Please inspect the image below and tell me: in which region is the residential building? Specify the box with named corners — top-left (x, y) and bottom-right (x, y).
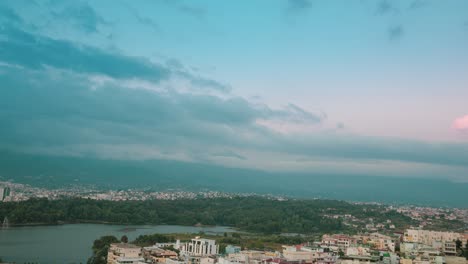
top-left (345, 247), bottom-right (371, 257)
top-left (282, 245), bottom-right (315, 262)
top-left (443, 241), bottom-right (457, 256)
top-left (108, 243), bottom-right (144, 264)
top-left (322, 235), bottom-right (356, 250)
top-left (403, 230), bottom-right (464, 247)
top-left (143, 247), bottom-right (178, 263)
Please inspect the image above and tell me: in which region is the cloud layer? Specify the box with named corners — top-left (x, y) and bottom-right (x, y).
top-left (1, 1), bottom-right (468, 183)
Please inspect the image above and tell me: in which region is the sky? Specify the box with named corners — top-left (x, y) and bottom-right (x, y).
top-left (1, 0), bottom-right (468, 183)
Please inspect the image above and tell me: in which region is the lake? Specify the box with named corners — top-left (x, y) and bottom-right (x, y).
top-left (0, 224), bottom-right (233, 263)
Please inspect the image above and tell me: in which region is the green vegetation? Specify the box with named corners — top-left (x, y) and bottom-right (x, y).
top-left (133, 233), bottom-right (174, 246)
top-left (422, 217), bottom-right (466, 232)
top-left (0, 197), bottom-right (416, 234)
top-left (87, 235), bottom-right (119, 264)
top-left (464, 240), bottom-right (468, 260)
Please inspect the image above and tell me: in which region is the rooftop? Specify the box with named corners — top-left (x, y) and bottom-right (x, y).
top-left (111, 243), bottom-right (141, 249)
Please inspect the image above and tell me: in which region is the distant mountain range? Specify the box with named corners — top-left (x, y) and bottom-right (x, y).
top-left (1, 150), bottom-right (467, 208)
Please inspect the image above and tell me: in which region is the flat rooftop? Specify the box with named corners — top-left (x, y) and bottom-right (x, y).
top-left (111, 243), bottom-right (141, 249)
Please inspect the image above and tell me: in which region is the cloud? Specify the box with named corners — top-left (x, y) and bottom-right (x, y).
top-left (158, 1), bottom-right (206, 19)
top-left (2, 64), bottom-right (468, 184)
top-left (0, 63), bottom-right (321, 146)
top-left (1, 63), bottom-right (468, 175)
top-left (388, 25), bottom-right (404, 41)
top-left (375, 0), bottom-right (398, 15)
top-left (287, 0), bottom-right (313, 13)
top-left (269, 103), bottom-right (325, 124)
top-left (0, 25), bottom-right (168, 81)
top-left (176, 70), bottom-right (231, 93)
top-left (453, 115), bottom-right (468, 132)
top-left (269, 135), bottom-right (468, 168)
top-left (211, 150), bottom-right (247, 160)
top-left (120, 1), bottom-right (160, 33)
top-left (133, 15), bottom-right (159, 32)
top-left (0, 5), bottom-right (23, 24)
top-left (408, 0), bottom-right (428, 10)
top-left (0, 25), bottom-right (228, 92)
top-left (178, 5), bottom-right (206, 20)
top-left (50, 2), bottom-right (107, 33)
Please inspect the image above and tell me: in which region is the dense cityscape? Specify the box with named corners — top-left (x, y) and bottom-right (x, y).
top-left (1, 184), bottom-right (467, 264)
top-left (1, 181), bottom-right (468, 263)
top-left (92, 229), bottom-right (468, 264)
top-left (0, 181), bottom-right (276, 202)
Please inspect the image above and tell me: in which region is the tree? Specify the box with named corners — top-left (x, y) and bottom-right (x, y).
top-left (338, 249), bottom-right (345, 257)
top-left (87, 235), bottom-right (119, 264)
top-left (465, 240), bottom-right (468, 260)
top-left (133, 234), bottom-right (174, 247)
top-left (456, 239), bottom-right (462, 251)
top-left (121, 235), bottom-right (128, 243)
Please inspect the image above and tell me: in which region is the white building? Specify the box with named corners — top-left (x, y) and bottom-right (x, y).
top-left (180, 237), bottom-right (219, 256)
top-left (153, 240), bottom-right (181, 249)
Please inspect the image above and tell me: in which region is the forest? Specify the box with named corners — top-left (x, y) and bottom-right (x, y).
top-left (0, 197), bottom-right (419, 234)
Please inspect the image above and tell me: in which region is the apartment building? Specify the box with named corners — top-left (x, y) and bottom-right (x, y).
top-left (322, 235), bottom-right (356, 250)
top-left (107, 243), bottom-right (144, 264)
top-left (404, 230), bottom-right (464, 246)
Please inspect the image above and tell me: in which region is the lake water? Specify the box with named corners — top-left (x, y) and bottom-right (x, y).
top-left (0, 224), bottom-right (233, 264)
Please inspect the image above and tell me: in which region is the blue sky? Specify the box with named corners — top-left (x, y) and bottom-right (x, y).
top-left (1, 0), bottom-right (468, 182)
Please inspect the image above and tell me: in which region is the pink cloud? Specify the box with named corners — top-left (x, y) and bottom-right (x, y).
top-left (453, 115), bottom-right (468, 131)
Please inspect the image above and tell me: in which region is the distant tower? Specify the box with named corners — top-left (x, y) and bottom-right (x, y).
top-left (0, 187), bottom-right (11, 201)
top-left (2, 216), bottom-right (9, 229)
top-left (4, 187), bottom-right (10, 198)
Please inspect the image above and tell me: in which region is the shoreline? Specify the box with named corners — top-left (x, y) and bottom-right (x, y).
top-left (3, 221), bottom-right (236, 230)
